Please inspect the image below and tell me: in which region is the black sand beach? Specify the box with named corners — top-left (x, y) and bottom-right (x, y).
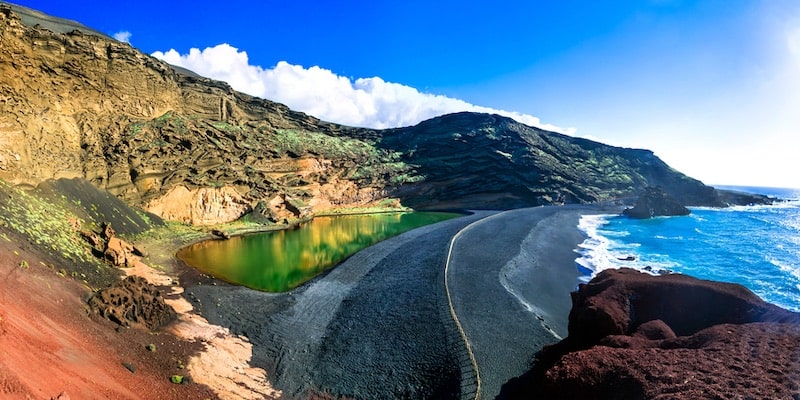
top-left (182, 205), bottom-right (610, 399)
top-left (448, 205), bottom-right (602, 399)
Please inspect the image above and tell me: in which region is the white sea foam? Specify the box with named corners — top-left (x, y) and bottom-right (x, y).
top-left (579, 199), bottom-right (800, 311)
top-left (575, 214), bottom-right (676, 282)
top-left (694, 200), bottom-right (800, 214)
top-left (768, 256), bottom-right (800, 278)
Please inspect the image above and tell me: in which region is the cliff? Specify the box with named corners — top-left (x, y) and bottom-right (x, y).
top-left (0, 3), bottom-right (395, 225)
top-left (1, 3), bottom-right (728, 226)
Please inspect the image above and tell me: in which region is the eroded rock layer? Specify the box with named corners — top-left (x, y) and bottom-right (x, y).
top-left (1, 4), bottom-right (742, 224)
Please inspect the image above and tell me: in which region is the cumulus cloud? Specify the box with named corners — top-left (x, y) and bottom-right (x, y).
top-left (113, 31), bottom-right (132, 44)
top-left (152, 44), bottom-right (570, 132)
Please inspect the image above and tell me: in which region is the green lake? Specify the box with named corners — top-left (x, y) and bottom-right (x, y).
top-left (177, 212), bottom-right (460, 292)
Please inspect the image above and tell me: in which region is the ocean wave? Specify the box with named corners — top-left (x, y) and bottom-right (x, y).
top-left (578, 206), bottom-right (800, 312)
top-left (654, 235), bottom-right (684, 240)
top-left (575, 214), bottom-right (675, 282)
top-left (778, 215), bottom-right (800, 234)
top-left (692, 200), bottom-right (800, 213)
top-left (768, 256), bottom-right (800, 277)
top-left (576, 214), bottom-right (612, 235)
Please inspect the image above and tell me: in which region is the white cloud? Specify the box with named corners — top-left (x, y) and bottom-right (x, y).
top-left (113, 31), bottom-right (132, 43)
top-left (151, 44), bottom-right (571, 132)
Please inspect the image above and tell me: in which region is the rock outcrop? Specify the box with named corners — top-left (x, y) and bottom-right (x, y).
top-left (623, 186), bottom-right (691, 218)
top-left (145, 185), bottom-right (252, 226)
top-left (1, 4), bottom-right (742, 222)
top-left (79, 222), bottom-right (141, 268)
top-left (501, 269), bottom-right (800, 399)
top-left (87, 275), bottom-right (177, 330)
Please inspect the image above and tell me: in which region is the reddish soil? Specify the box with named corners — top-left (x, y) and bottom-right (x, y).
top-left (0, 228), bottom-right (218, 400)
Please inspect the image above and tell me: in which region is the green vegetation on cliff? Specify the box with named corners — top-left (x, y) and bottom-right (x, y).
top-left (379, 112), bottom-right (721, 209)
top-left (0, 3), bottom-right (725, 229)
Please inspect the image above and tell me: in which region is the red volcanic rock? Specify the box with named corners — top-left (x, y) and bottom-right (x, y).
top-left (501, 269), bottom-right (800, 399)
top-left (566, 268), bottom-right (798, 346)
top-left (88, 275), bottom-right (176, 330)
top-left (542, 322), bottom-right (800, 399)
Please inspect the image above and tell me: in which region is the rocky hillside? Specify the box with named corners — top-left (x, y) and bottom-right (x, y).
top-left (380, 112), bottom-right (720, 209)
top-left (1, 3), bottom-right (725, 226)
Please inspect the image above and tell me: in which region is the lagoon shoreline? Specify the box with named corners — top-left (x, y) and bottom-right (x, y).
top-left (176, 204), bottom-right (621, 398)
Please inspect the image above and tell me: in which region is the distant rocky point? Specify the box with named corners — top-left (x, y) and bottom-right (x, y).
top-left (716, 188), bottom-right (776, 206)
top-left (623, 186), bottom-right (691, 218)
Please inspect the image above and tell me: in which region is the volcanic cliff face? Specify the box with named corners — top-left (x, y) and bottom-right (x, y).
top-left (0, 3), bottom-right (724, 225)
top-left (0, 4), bottom-right (399, 224)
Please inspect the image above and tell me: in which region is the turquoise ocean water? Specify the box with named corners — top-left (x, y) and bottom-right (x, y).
top-left (576, 186), bottom-right (800, 312)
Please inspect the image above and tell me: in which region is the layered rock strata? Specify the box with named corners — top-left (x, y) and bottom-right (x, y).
top-left (0, 4), bottom-right (746, 225)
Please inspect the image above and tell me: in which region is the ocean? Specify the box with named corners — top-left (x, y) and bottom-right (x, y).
top-left (576, 186), bottom-right (800, 312)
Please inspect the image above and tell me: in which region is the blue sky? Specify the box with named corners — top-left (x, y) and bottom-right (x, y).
top-left (10, 0), bottom-right (800, 188)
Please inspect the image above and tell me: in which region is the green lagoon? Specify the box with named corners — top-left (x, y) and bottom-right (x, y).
top-left (177, 212), bottom-right (460, 292)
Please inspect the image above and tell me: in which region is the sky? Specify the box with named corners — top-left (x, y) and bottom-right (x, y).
top-left (10, 0), bottom-right (800, 188)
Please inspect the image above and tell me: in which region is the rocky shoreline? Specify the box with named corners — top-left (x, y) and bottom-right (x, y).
top-left (178, 205), bottom-right (624, 399)
top-left (501, 269), bottom-right (800, 399)
top-left (61, 201), bottom-right (800, 400)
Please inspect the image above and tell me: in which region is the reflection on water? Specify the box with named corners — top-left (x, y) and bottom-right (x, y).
top-left (178, 212), bottom-right (460, 292)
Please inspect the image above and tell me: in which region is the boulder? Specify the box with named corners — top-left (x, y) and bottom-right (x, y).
top-left (87, 275), bottom-right (176, 330)
top-left (104, 236), bottom-right (139, 268)
top-left (210, 229), bottom-right (230, 240)
top-left (500, 269), bottom-right (800, 399)
top-left (623, 186), bottom-right (690, 219)
top-left (79, 229), bottom-right (104, 250)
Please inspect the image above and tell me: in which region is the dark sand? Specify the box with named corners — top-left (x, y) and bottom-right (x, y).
top-left (448, 205), bottom-right (603, 399)
top-left (183, 205), bottom-right (609, 399)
